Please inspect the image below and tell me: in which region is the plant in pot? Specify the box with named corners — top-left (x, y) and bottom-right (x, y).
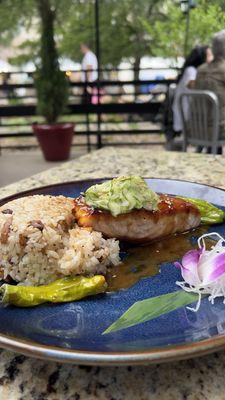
top-left (32, 0), bottom-right (74, 161)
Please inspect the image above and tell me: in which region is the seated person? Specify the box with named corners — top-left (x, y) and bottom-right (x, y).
top-left (196, 30), bottom-right (225, 137)
top-left (172, 45), bottom-right (213, 137)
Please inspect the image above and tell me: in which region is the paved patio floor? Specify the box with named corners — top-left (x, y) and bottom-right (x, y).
top-left (0, 130), bottom-right (167, 189)
top-left (0, 147), bottom-right (87, 188)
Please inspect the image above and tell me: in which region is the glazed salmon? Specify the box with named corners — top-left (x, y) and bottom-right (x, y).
top-left (73, 195), bottom-right (201, 243)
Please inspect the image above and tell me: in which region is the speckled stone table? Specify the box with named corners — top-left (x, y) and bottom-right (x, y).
top-left (1, 147), bottom-right (225, 400)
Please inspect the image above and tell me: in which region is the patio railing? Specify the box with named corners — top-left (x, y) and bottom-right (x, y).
top-left (0, 67), bottom-right (177, 150)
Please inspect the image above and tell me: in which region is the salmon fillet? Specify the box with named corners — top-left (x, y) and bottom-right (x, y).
top-left (73, 195), bottom-right (201, 243)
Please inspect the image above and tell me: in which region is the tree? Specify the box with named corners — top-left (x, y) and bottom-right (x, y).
top-left (35, 0), bottom-right (68, 123)
top-left (0, 0), bottom-right (34, 44)
top-left (0, 0), bottom-right (69, 122)
top-left (141, 0), bottom-right (225, 59)
top-left (58, 0), bottom-right (165, 80)
top-left (1, 0), bottom-right (225, 73)
top-left (0, 0), bottom-right (75, 66)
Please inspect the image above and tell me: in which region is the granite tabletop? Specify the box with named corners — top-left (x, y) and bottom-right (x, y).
top-left (1, 147), bottom-right (225, 400)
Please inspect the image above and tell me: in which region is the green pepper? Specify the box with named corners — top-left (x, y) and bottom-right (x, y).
top-left (0, 275), bottom-right (107, 307)
top-left (178, 196), bottom-right (225, 225)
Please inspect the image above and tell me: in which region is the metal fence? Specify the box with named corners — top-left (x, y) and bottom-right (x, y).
top-left (0, 67), bottom-right (177, 150)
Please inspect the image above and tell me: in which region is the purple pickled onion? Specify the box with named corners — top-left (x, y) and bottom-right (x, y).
top-left (179, 249), bottom-right (202, 286)
top-left (198, 251), bottom-right (225, 285)
top-left (175, 233), bottom-right (225, 311)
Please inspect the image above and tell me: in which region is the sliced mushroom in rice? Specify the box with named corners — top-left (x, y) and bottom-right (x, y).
top-left (1, 209), bottom-right (13, 215)
top-left (28, 220), bottom-right (45, 231)
top-left (0, 216), bottom-right (13, 244)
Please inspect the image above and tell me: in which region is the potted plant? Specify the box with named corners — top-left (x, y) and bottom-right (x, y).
top-left (32, 0), bottom-right (74, 161)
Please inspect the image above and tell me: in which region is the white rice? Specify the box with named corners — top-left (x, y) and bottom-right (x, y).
top-left (0, 195), bottom-right (120, 285)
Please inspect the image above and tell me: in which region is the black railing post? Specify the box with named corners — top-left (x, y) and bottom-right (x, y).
top-left (180, 0), bottom-right (197, 56)
top-left (184, 5), bottom-right (190, 57)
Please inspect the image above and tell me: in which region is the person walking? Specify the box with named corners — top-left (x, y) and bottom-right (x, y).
top-left (80, 43), bottom-right (98, 104)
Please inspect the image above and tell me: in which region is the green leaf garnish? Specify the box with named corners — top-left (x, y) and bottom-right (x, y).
top-left (103, 291), bottom-right (198, 335)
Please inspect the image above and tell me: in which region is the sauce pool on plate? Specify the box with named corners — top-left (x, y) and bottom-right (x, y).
top-left (106, 227), bottom-right (211, 292)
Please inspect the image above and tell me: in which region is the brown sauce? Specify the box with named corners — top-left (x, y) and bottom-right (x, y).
top-left (106, 227), bottom-right (210, 292)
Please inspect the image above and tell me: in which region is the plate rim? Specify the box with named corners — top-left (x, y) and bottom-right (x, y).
top-left (1, 177), bottom-right (225, 365)
top-left (0, 176), bottom-right (224, 205)
top-left (1, 331), bottom-right (225, 366)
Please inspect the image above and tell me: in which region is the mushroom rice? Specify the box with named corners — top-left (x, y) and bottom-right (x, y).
top-left (0, 195), bottom-right (120, 286)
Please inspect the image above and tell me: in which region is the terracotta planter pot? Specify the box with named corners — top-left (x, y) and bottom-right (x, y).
top-left (32, 123), bottom-right (74, 161)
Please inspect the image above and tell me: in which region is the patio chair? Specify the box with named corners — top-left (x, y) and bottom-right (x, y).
top-left (162, 84), bottom-right (184, 151)
top-left (179, 90), bottom-right (225, 154)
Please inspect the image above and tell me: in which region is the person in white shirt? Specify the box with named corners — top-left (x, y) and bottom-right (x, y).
top-left (80, 43), bottom-right (98, 103)
top-left (172, 45), bottom-right (213, 134)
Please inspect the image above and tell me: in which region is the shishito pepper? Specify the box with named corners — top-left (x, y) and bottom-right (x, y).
top-left (0, 275), bottom-right (107, 307)
top-left (178, 197), bottom-right (225, 225)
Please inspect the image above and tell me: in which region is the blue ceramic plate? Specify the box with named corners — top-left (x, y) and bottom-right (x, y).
top-left (1, 178), bottom-right (225, 366)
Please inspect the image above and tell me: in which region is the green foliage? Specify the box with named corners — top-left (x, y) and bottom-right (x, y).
top-left (142, 0), bottom-right (225, 58)
top-left (35, 68), bottom-right (68, 124)
top-left (0, 0), bottom-right (69, 123)
top-left (58, 0), bottom-right (165, 70)
top-left (0, 0), bottom-right (34, 44)
top-left (1, 0), bottom-right (225, 76)
top-left (55, 0), bottom-right (225, 67)
top-left (9, 40), bottom-right (39, 67)
top-left (35, 0), bottom-right (68, 123)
